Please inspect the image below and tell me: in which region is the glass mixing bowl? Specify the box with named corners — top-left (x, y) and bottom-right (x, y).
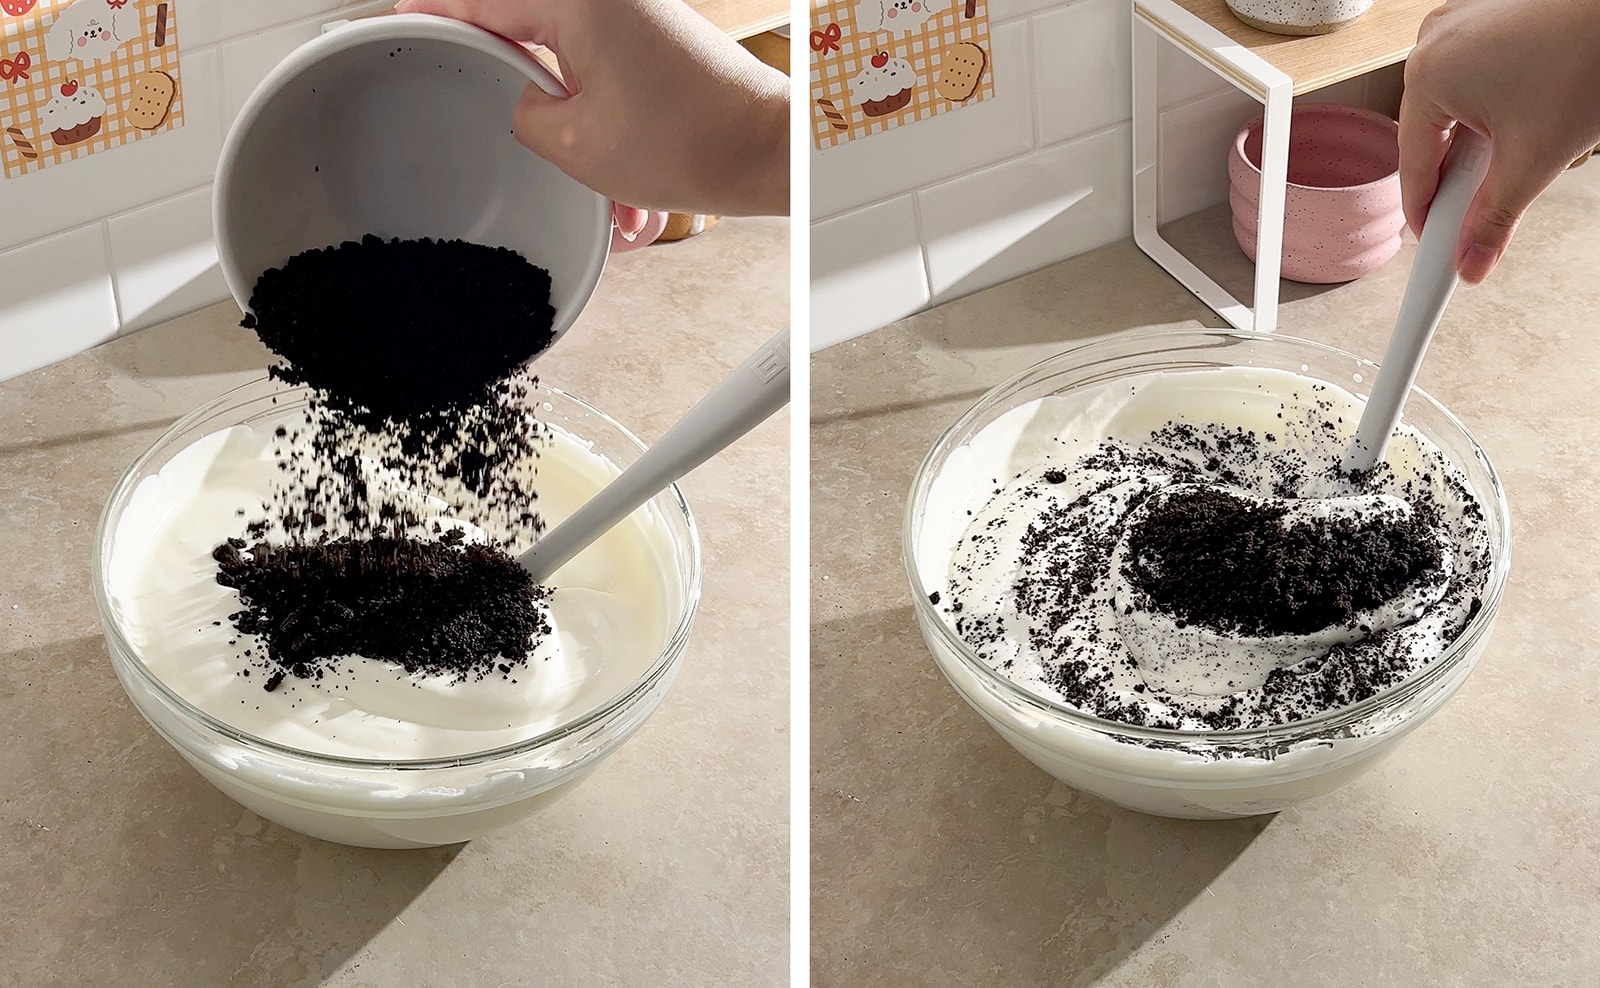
top-left (94, 378), bottom-right (700, 848)
top-left (904, 329), bottom-right (1511, 819)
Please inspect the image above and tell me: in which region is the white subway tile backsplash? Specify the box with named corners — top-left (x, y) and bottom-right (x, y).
top-left (988, 0), bottom-right (1070, 21)
top-left (0, 0), bottom-right (408, 368)
top-left (107, 186), bottom-right (229, 333)
top-left (811, 19), bottom-right (1034, 220)
top-left (0, 48), bottom-right (223, 254)
top-left (918, 122), bottom-right (1130, 302)
top-left (1033, 0), bottom-right (1131, 146)
top-left (220, 19), bottom-right (325, 125)
top-left (183, 0), bottom-right (352, 50)
top-left (220, 0), bottom-right (396, 124)
top-left (811, 196), bottom-right (929, 350)
top-left (0, 225), bottom-right (118, 381)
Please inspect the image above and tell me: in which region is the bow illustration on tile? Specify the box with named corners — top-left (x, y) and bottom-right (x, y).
top-left (0, 50), bottom-right (30, 83)
top-left (810, 22), bottom-right (842, 54)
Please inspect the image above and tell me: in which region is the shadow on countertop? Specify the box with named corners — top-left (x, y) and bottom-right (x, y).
top-left (95, 297), bottom-right (273, 380)
top-left (810, 607), bottom-right (1271, 986)
top-left (0, 635), bottom-right (457, 988)
top-left (901, 240), bottom-right (1230, 354)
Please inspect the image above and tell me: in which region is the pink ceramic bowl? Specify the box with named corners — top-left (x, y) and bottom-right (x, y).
top-left (1229, 103), bottom-right (1404, 284)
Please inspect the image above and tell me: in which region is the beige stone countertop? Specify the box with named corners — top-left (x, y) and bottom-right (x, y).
top-left (0, 218), bottom-right (789, 987)
top-left (811, 167), bottom-right (1600, 984)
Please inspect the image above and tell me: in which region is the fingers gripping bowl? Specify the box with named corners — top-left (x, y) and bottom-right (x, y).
top-left (95, 380), bottom-right (701, 848)
top-left (905, 330), bottom-right (1510, 819)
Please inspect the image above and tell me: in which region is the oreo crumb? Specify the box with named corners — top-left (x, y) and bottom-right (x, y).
top-left (1123, 486), bottom-right (1443, 637)
top-left (214, 235), bottom-right (564, 692)
top-left (245, 234), bottom-right (555, 425)
top-left (215, 537), bottom-right (551, 687)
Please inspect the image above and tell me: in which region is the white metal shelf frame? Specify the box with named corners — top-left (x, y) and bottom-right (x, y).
top-left (1132, 0), bottom-right (1293, 333)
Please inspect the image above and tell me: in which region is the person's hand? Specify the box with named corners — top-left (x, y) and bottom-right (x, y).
top-left (393, 0), bottom-right (789, 218)
top-left (1399, 0), bottom-right (1600, 283)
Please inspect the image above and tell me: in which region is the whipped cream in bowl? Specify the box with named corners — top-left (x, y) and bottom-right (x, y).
top-left (905, 329), bottom-right (1510, 819)
top-left (94, 378), bottom-right (700, 848)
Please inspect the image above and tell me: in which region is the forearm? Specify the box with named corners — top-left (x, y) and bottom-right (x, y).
top-left (702, 67), bottom-right (789, 217)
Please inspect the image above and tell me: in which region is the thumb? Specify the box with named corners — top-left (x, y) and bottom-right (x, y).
top-left (510, 82), bottom-right (582, 169)
top-left (1455, 146), bottom-right (1552, 284)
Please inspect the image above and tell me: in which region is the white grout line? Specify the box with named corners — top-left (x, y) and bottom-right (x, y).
top-left (98, 219), bottom-right (126, 332)
top-left (816, 113), bottom-right (1134, 225)
top-left (908, 188), bottom-right (936, 303)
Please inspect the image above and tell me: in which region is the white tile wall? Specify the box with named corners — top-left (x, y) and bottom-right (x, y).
top-left (919, 122), bottom-right (1130, 302)
top-left (0, 226), bottom-right (118, 379)
top-left (0, 48), bottom-right (223, 253)
top-left (812, 0), bottom-right (1134, 345)
top-left (0, 0), bottom-right (393, 381)
top-left (1032, 0), bottom-right (1130, 146)
top-left (811, 1), bottom-right (1412, 348)
top-left (811, 19), bottom-right (1035, 221)
top-left (106, 185), bottom-right (226, 333)
top-left (811, 196), bottom-right (928, 351)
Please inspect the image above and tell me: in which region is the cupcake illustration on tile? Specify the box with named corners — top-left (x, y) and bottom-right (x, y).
top-left (41, 80), bottom-right (104, 146)
top-left (851, 51), bottom-right (916, 118)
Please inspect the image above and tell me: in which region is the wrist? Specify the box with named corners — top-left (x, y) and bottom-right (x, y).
top-left (696, 64), bottom-right (790, 217)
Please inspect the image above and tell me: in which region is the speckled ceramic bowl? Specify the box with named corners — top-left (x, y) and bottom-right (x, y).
top-left (1225, 0), bottom-right (1373, 35)
top-left (1230, 103), bottom-right (1405, 284)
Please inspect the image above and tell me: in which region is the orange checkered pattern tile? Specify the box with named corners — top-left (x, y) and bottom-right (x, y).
top-left (810, 0), bottom-right (995, 150)
top-left (1, 0), bottom-right (184, 179)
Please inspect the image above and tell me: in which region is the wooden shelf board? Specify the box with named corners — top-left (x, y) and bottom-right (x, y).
top-left (1171, 0), bottom-right (1441, 94)
top-left (690, 0), bottom-right (789, 40)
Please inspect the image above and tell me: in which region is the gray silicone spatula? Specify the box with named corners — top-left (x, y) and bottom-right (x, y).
top-left (1343, 129), bottom-right (1493, 475)
top-left (519, 328), bottom-right (791, 583)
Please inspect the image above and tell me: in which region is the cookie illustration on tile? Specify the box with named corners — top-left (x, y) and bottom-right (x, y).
top-left (45, 0), bottom-right (140, 65)
top-left (850, 50), bottom-right (916, 117)
top-left (126, 69), bottom-right (176, 129)
top-left (855, 0), bottom-right (943, 36)
top-left (935, 42), bottom-right (986, 102)
top-left (41, 79), bottom-right (103, 146)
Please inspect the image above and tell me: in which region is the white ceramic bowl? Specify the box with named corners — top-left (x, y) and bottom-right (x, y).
top-left (905, 329), bottom-right (1511, 819)
top-left (95, 379), bottom-right (701, 848)
top-left (214, 13), bottom-right (611, 349)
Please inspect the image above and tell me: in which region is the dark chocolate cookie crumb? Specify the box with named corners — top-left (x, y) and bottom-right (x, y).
top-left (215, 536), bottom-right (551, 688)
top-left (210, 235), bottom-right (563, 692)
top-left (244, 234), bottom-right (556, 423)
top-left (1122, 486), bottom-right (1444, 637)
